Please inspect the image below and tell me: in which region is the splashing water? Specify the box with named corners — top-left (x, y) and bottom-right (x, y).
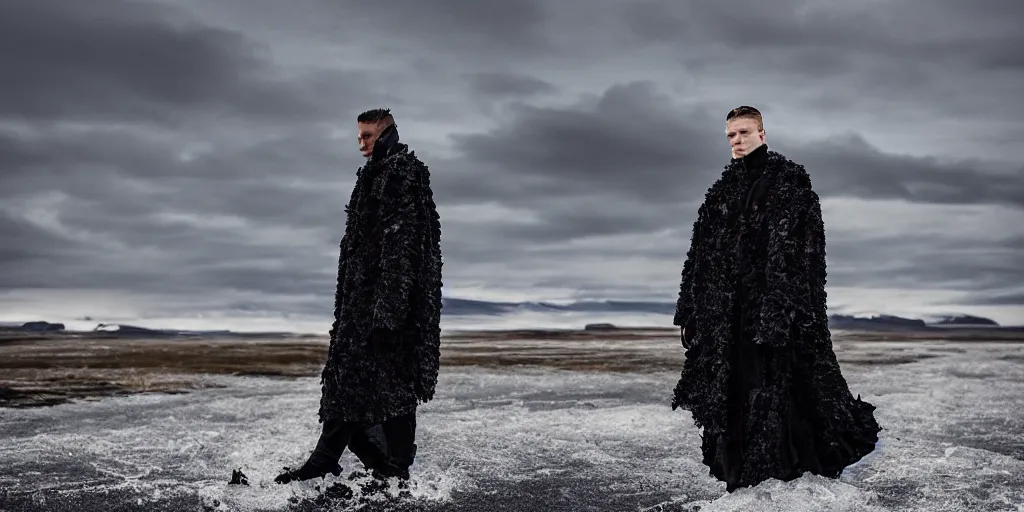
top-left (2, 340), bottom-right (1023, 511)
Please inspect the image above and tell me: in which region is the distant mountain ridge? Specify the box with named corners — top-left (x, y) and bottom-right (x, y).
top-left (442, 299), bottom-right (1005, 328)
top-left (0, 321), bottom-right (302, 338)
top-left (934, 315), bottom-right (999, 326)
top-left (0, 299), bottom-right (1006, 334)
top-left (827, 314), bottom-right (928, 331)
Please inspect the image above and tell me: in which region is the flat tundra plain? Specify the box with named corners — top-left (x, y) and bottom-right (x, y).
top-left (1, 327), bottom-right (1023, 512)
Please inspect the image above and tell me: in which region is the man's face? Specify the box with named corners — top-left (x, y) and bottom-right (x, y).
top-left (725, 117), bottom-right (765, 158)
top-left (357, 121), bottom-right (384, 157)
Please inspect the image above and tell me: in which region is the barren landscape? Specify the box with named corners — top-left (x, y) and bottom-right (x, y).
top-left (2, 328), bottom-right (1024, 511)
top-left (3, 327), bottom-right (1020, 409)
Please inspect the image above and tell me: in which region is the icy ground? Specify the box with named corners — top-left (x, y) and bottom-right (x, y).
top-left (2, 341), bottom-right (1024, 511)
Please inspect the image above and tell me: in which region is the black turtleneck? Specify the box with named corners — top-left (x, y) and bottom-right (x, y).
top-left (371, 124), bottom-right (404, 161)
top-left (733, 143), bottom-right (769, 177)
top-left (732, 143), bottom-right (771, 213)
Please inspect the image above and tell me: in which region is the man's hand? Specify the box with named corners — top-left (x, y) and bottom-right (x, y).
top-left (681, 319), bottom-right (696, 349)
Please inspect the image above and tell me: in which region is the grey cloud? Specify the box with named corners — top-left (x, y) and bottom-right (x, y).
top-left (438, 82), bottom-right (1023, 213)
top-left (0, 124), bottom-right (357, 219)
top-left (961, 292), bottom-right (1024, 307)
top-left (824, 234), bottom-right (1024, 292)
top-left (187, 264), bottom-right (334, 298)
top-left (446, 82), bottom-right (724, 203)
top-left (772, 136), bottom-right (1024, 209)
top-left (0, 134), bottom-right (345, 297)
top-left (326, 0), bottom-right (549, 54)
top-left (489, 198), bottom-right (688, 244)
top-left (616, 0), bottom-right (1024, 127)
top-left (1, 0), bottom-right (1021, 325)
top-left (468, 73), bottom-right (558, 98)
top-left (0, 211), bottom-right (83, 269)
top-left (0, 202), bottom-right (336, 300)
top-left (622, 0), bottom-right (1024, 71)
top-left (422, 76), bottom-right (1022, 311)
top-left (0, 0), bottom-right (325, 125)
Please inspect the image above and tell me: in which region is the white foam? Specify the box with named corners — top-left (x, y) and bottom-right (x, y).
top-left (686, 474), bottom-right (886, 512)
top-left (1, 342), bottom-right (1023, 511)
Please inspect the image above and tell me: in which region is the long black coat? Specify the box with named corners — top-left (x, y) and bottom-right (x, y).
top-left (671, 144), bottom-right (880, 491)
top-left (318, 127), bottom-right (443, 425)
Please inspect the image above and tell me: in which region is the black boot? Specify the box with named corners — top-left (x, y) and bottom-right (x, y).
top-left (274, 450), bottom-right (342, 484)
top-left (371, 456), bottom-right (410, 481)
top-left (275, 419), bottom-right (357, 484)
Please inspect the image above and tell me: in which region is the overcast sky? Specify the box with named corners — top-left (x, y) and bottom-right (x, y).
top-left (1, 0), bottom-right (1022, 330)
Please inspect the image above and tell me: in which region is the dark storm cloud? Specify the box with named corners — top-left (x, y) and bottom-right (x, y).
top-left (0, 0), bottom-right (326, 124)
top-left (426, 75), bottom-right (1023, 315)
top-left (0, 0), bottom-right (1021, 325)
top-left (0, 0), bottom-right (365, 309)
top-left (0, 197), bottom-right (336, 302)
top-left (622, 0), bottom-right (1024, 71)
top-left (5, 187), bottom-right (341, 298)
top-left (438, 81), bottom-right (1023, 212)
top-left (0, 211), bottom-right (82, 268)
top-left (326, 0), bottom-right (549, 54)
top-left (824, 235), bottom-right (1024, 292)
top-left (500, 203), bottom-right (674, 243)
top-left (773, 137), bottom-right (1024, 209)
top-left (613, 0), bottom-right (1024, 130)
top-left (443, 82), bottom-right (723, 203)
top-left (467, 73), bottom-right (558, 98)
top-left (0, 122), bottom-right (358, 220)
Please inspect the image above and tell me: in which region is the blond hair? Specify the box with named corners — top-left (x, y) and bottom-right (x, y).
top-left (726, 105), bottom-right (763, 131)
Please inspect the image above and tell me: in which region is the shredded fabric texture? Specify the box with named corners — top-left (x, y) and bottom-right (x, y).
top-left (318, 127), bottom-right (443, 425)
top-left (672, 144), bottom-right (881, 491)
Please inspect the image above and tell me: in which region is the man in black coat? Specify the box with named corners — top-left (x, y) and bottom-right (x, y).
top-left (671, 106), bottom-right (880, 492)
top-left (276, 108), bottom-right (443, 484)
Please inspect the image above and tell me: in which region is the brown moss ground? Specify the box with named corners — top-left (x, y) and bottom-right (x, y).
top-left (1, 328), bottom-right (1021, 408)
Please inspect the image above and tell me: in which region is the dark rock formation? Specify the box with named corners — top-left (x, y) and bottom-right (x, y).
top-left (19, 321), bottom-right (64, 331)
top-left (934, 315), bottom-right (999, 326)
top-left (828, 314), bottom-right (928, 331)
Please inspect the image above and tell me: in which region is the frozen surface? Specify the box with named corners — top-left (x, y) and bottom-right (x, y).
top-left (2, 341), bottom-right (1024, 511)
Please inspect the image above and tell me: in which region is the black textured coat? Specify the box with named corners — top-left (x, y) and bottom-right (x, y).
top-left (318, 126), bottom-right (443, 425)
top-left (671, 144), bottom-right (880, 491)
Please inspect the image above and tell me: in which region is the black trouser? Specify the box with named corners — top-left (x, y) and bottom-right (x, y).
top-left (313, 410), bottom-right (417, 471)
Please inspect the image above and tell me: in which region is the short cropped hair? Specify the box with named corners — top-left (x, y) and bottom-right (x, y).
top-left (357, 108), bottom-right (396, 128)
top-left (726, 105), bottom-right (763, 131)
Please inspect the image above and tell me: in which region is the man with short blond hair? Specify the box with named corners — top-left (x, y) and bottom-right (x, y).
top-left (671, 105), bottom-right (880, 491)
top-left (724, 105), bottom-right (764, 158)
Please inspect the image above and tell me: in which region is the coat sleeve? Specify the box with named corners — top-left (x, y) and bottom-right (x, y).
top-left (328, 184), bottom-right (360, 344)
top-left (756, 187), bottom-right (825, 347)
top-left (674, 204), bottom-right (705, 327)
top-left (371, 169), bottom-right (423, 331)
top-left (327, 234), bottom-right (348, 343)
